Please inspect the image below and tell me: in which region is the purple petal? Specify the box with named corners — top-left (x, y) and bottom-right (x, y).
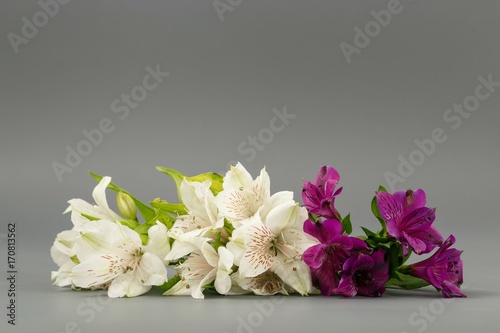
top-left (315, 165), bottom-right (340, 187)
top-left (399, 207), bottom-right (436, 231)
top-left (376, 191), bottom-right (404, 225)
top-left (303, 219), bottom-right (343, 244)
top-left (335, 276), bottom-right (357, 297)
top-left (302, 244), bottom-right (328, 269)
top-left (311, 265), bottom-right (339, 296)
top-left (404, 189), bottom-right (427, 212)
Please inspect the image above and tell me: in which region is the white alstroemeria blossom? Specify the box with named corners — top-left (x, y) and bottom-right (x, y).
top-left (215, 163), bottom-right (270, 226)
top-left (71, 220), bottom-right (168, 298)
top-left (50, 229), bottom-right (80, 287)
top-left (234, 270), bottom-right (289, 296)
top-left (227, 201), bottom-right (317, 295)
top-left (167, 179), bottom-right (225, 259)
top-left (164, 242), bottom-right (233, 299)
top-left (169, 179), bottom-right (224, 237)
top-left (64, 176), bottom-right (122, 226)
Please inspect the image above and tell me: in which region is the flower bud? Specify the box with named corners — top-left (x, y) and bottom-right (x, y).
top-left (116, 192), bottom-right (137, 220)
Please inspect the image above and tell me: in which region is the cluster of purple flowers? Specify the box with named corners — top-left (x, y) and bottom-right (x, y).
top-left (301, 165), bottom-right (465, 298)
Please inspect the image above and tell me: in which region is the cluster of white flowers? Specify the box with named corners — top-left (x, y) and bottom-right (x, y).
top-left (51, 163), bottom-right (318, 299)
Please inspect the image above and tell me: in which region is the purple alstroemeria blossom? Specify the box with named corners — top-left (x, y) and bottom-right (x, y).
top-left (375, 189), bottom-right (443, 256)
top-left (302, 165), bottom-right (343, 220)
top-left (302, 219), bottom-right (369, 296)
top-left (335, 249), bottom-right (390, 297)
top-left (407, 235), bottom-right (466, 298)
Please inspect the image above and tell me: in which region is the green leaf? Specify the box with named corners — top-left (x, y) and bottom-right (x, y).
top-left (386, 272), bottom-right (430, 290)
top-left (150, 199), bottom-right (187, 215)
top-left (378, 185), bottom-right (388, 192)
top-left (155, 167), bottom-right (186, 203)
top-left (371, 195), bottom-right (381, 219)
top-left (118, 219), bottom-right (139, 229)
top-left (341, 214), bottom-right (352, 235)
top-left (361, 227), bottom-right (376, 237)
top-left (157, 275), bottom-right (182, 292)
top-left (89, 171), bottom-right (155, 221)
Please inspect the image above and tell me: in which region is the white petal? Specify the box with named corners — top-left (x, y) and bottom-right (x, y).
top-left (71, 253), bottom-right (130, 288)
top-left (279, 228), bottom-right (319, 255)
top-left (144, 222), bottom-right (170, 262)
top-left (165, 234), bottom-right (209, 261)
top-left (217, 246), bottom-right (234, 272)
top-left (251, 166), bottom-right (271, 206)
top-left (180, 180), bottom-right (213, 223)
top-left (162, 279), bottom-right (194, 296)
top-left (273, 257), bottom-right (312, 296)
top-left (192, 269), bottom-right (216, 299)
top-left (51, 261), bottom-right (76, 287)
top-left (215, 188), bottom-right (259, 222)
top-left (239, 224), bottom-right (276, 278)
top-left (107, 271), bottom-right (151, 298)
top-left (200, 242), bottom-right (219, 268)
top-left (137, 252), bottom-right (167, 286)
top-left (75, 220), bottom-right (138, 261)
top-left (93, 176), bottom-right (113, 209)
top-left (214, 247), bottom-right (234, 295)
top-left (265, 201), bottom-right (307, 235)
top-left (223, 162), bottom-right (253, 191)
top-left (259, 191), bottom-right (294, 220)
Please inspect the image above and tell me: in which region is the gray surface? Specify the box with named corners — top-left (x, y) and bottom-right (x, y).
top-left (1, 0), bottom-right (499, 332)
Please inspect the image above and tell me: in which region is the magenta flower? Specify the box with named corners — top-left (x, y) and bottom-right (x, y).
top-left (302, 165), bottom-right (343, 220)
top-left (302, 219), bottom-right (369, 296)
top-left (407, 235), bottom-right (466, 298)
top-left (335, 250), bottom-right (390, 297)
top-left (376, 189), bottom-right (443, 255)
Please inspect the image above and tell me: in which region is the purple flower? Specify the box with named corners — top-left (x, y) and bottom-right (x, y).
top-left (302, 219), bottom-right (369, 296)
top-left (335, 250), bottom-right (390, 297)
top-left (302, 165), bottom-right (343, 220)
top-left (407, 235), bottom-right (466, 298)
top-left (376, 189), bottom-right (443, 255)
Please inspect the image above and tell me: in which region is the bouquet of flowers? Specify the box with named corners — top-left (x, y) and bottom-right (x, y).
top-left (51, 163), bottom-right (465, 299)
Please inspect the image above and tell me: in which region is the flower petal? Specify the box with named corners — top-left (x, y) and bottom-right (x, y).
top-left (107, 271), bottom-right (151, 298)
top-left (137, 252), bottom-right (167, 286)
top-left (303, 219), bottom-right (342, 244)
top-left (265, 201), bottom-right (307, 234)
top-left (273, 256), bottom-right (312, 296)
top-left (376, 191), bottom-right (404, 226)
top-left (144, 222), bottom-right (170, 263)
top-left (239, 224), bottom-right (276, 278)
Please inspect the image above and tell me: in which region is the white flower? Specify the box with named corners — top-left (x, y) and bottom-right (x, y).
top-left (169, 179), bottom-right (223, 237)
top-left (227, 201), bottom-right (317, 295)
top-left (167, 179), bottom-right (225, 260)
top-left (215, 163), bottom-right (270, 226)
top-left (164, 241), bottom-right (233, 299)
top-left (64, 176), bottom-right (122, 227)
top-left (236, 270), bottom-right (289, 296)
top-left (50, 229), bottom-right (80, 287)
top-left (71, 220), bottom-right (168, 298)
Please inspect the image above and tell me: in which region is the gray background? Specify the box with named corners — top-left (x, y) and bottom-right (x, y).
top-left (1, 0), bottom-right (499, 332)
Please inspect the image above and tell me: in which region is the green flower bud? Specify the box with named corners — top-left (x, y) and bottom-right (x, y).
top-left (116, 192), bottom-right (137, 220)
